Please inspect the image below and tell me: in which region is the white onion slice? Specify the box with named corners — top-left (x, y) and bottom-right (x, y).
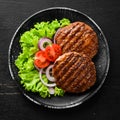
top-left (34, 63), bottom-right (40, 71)
top-left (46, 65), bottom-right (55, 82)
top-left (39, 69), bottom-right (56, 87)
top-left (34, 64), bottom-right (45, 73)
top-left (48, 87), bottom-right (55, 95)
top-left (53, 39), bottom-right (56, 44)
top-left (53, 28), bottom-right (61, 44)
top-left (38, 37), bottom-right (52, 50)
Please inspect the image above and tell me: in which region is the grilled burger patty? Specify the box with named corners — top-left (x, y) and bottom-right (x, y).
top-left (54, 22), bottom-right (98, 58)
top-left (52, 52), bottom-right (96, 93)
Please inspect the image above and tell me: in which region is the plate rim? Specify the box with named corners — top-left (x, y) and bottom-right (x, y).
top-left (8, 7), bottom-right (110, 109)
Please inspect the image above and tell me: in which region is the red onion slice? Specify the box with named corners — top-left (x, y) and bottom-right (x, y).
top-left (38, 37), bottom-right (52, 50)
top-left (46, 64), bottom-right (55, 82)
top-left (39, 69), bottom-right (56, 87)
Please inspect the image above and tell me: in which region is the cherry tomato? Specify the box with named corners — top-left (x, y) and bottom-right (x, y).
top-left (45, 44), bottom-right (62, 62)
top-left (34, 51), bottom-right (50, 68)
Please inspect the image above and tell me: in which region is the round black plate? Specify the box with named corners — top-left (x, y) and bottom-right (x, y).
top-left (8, 7), bottom-right (110, 109)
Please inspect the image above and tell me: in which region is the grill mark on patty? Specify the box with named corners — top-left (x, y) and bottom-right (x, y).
top-left (59, 55), bottom-right (86, 89)
top-left (77, 34), bottom-right (98, 57)
top-left (72, 62), bottom-right (95, 92)
top-left (62, 60), bottom-right (87, 91)
top-left (56, 27), bottom-right (73, 45)
top-left (82, 32), bottom-right (96, 47)
top-left (68, 25), bottom-right (85, 50)
top-left (56, 53), bottom-right (78, 83)
top-left (80, 29), bottom-right (93, 38)
top-left (80, 38), bottom-right (98, 58)
top-left (62, 24), bottom-right (85, 53)
top-left (71, 31), bottom-right (95, 55)
top-left (57, 58), bottom-right (80, 87)
top-left (55, 27), bottom-right (71, 44)
top-left (66, 58), bottom-right (91, 92)
top-left (70, 62), bottom-right (93, 92)
top-left (56, 22), bottom-right (79, 45)
top-left (59, 23), bottom-right (83, 50)
top-left (77, 69), bottom-right (96, 92)
top-left (57, 54), bottom-right (77, 85)
top-left (52, 53), bottom-right (74, 77)
top-left (67, 23), bottom-right (82, 38)
top-left (84, 72), bottom-right (96, 91)
top-left (70, 29), bottom-right (93, 52)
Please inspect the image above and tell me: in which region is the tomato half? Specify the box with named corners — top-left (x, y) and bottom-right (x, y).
top-left (45, 44), bottom-right (62, 62)
top-left (34, 51), bottom-right (50, 68)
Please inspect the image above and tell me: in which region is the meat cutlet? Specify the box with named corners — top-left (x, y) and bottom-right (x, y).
top-left (54, 22), bottom-right (98, 58)
top-left (52, 52), bottom-right (96, 93)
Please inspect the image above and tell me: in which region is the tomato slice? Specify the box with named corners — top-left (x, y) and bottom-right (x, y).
top-left (34, 51), bottom-right (50, 68)
top-left (45, 44), bottom-right (62, 62)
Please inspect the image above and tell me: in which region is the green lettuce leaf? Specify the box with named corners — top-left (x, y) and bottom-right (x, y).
top-left (15, 18), bottom-right (70, 98)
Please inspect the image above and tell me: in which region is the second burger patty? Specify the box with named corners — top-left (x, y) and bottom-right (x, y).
top-left (52, 52), bottom-right (96, 93)
top-left (54, 21), bottom-right (98, 58)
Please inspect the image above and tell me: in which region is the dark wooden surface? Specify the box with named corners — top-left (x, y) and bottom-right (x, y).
top-left (0, 0), bottom-right (120, 119)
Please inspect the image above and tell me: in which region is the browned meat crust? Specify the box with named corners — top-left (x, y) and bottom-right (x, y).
top-left (52, 52), bottom-right (96, 93)
top-left (54, 22), bottom-right (98, 58)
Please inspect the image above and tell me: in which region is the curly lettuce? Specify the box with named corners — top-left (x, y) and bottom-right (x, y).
top-left (15, 18), bottom-right (70, 98)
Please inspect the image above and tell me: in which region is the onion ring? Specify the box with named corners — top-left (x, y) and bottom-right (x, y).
top-left (46, 64), bottom-right (55, 82)
top-left (39, 69), bottom-right (56, 87)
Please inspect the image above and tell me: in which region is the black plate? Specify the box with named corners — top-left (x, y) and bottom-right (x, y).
top-left (8, 7), bottom-right (110, 109)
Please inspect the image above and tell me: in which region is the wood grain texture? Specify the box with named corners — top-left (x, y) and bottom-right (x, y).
top-left (0, 0), bottom-right (120, 120)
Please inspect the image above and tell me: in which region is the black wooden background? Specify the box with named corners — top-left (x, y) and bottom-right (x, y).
top-left (0, 0), bottom-right (120, 120)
